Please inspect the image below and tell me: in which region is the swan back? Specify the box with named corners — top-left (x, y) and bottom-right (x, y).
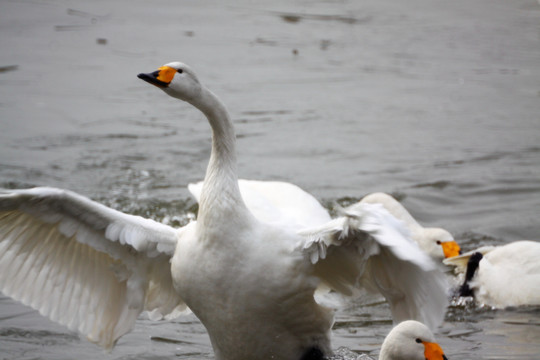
top-left (472, 241), bottom-right (540, 307)
top-left (188, 179), bottom-right (331, 231)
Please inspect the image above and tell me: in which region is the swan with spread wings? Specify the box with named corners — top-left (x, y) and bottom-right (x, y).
top-left (0, 62), bottom-right (448, 360)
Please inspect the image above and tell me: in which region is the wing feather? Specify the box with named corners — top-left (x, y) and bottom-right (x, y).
top-left (0, 187), bottom-right (188, 349)
top-left (299, 202), bottom-right (448, 330)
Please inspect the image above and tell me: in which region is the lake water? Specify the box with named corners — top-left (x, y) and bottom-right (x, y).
top-left (1, 0), bottom-right (540, 359)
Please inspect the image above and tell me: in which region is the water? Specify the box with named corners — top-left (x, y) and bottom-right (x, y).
top-left (1, 0), bottom-right (540, 359)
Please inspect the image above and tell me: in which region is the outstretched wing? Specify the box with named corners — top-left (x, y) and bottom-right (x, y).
top-left (298, 202), bottom-right (448, 330)
top-left (0, 187), bottom-right (188, 348)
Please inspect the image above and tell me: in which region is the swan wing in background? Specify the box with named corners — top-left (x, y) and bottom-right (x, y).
top-left (360, 192), bottom-right (422, 229)
top-left (0, 187), bottom-right (187, 348)
top-left (189, 179), bottom-right (331, 230)
top-left (360, 192), bottom-right (460, 260)
top-left (298, 202), bottom-right (448, 330)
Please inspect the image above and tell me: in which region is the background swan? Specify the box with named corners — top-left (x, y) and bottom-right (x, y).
top-left (0, 62), bottom-right (447, 359)
top-left (379, 320), bottom-right (448, 360)
top-left (444, 240), bottom-right (540, 308)
top-left (360, 192), bottom-right (460, 261)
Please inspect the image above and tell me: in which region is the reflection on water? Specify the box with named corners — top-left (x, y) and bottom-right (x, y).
top-left (1, 0), bottom-right (540, 359)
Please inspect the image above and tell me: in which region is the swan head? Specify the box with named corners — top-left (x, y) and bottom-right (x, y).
top-left (379, 320), bottom-right (448, 360)
top-left (138, 62), bottom-right (202, 103)
top-left (422, 228), bottom-right (461, 260)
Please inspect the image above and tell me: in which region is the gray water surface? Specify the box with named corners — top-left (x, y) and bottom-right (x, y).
top-left (1, 0), bottom-right (540, 359)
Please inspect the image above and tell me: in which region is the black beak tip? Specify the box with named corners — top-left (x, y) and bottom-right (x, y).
top-left (137, 72), bottom-right (169, 89)
top-left (137, 72), bottom-right (153, 82)
top-left (137, 71), bottom-right (168, 88)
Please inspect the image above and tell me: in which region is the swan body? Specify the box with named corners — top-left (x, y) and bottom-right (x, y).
top-left (380, 320), bottom-right (448, 360)
top-left (444, 240), bottom-right (540, 308)
top-left (0, 62), bottom-right (448, 359)
top-left (360, 192), bottom-right (460, 261)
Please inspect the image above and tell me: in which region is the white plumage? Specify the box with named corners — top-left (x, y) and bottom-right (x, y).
top-left (360, 192), bottom-right (460, 261)
top-left (0, 62), bottom-right (448, 359)
top-left (188, 179), bottom-right (331, 231)
top-left (0, 187), bottom-right (185, 349)
top-left (191, 183), bottom-right (460, 262)
top-left (380, 320), bottom-right (448, 360)
top-left (444, 240), bottom-right (540, 308)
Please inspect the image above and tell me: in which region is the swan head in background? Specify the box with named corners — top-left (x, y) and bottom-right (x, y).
top-left (379, 320), bottom-right (448, 360)
top-left (138, 62), bottom-right (202, 103)
top-left (422, 227), bottom-right (461, 260)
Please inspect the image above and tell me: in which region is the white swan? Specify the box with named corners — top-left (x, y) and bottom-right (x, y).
top-left (444, 240), bottom-right (540, 308)
top-left (380, 320), bottom-right (448, 360)
top-left (360, 192), bottom-right (460, 261)
top-left (0, 62), bottom-right (448, 360)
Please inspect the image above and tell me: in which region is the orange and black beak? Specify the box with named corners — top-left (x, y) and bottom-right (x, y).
top-left (441, 240), bottom-right (461, 258)
top-left (423, 340), bottom-right (448, 360)
top-left (137, 66), bottom-right (177, 88)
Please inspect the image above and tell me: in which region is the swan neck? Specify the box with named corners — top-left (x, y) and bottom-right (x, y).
top-left (193, 89), bottom-right (236, 152)
top-left (190, 87), bottom-right (246, 220)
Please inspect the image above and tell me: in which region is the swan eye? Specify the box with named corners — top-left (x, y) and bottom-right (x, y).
top-left (436, 240), bottom-right (441, 245)
top-left (415, 338), bottom-right (422, 344)
top-left (177, 69), bottom-right (184, 74)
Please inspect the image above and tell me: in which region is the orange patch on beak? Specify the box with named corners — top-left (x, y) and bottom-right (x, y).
top-left (441, 240), bottom-right (460, 258)
top-left (156, 66), bottom-right (177, 85)
top-left (424, 341), bottom-right (447, 360)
